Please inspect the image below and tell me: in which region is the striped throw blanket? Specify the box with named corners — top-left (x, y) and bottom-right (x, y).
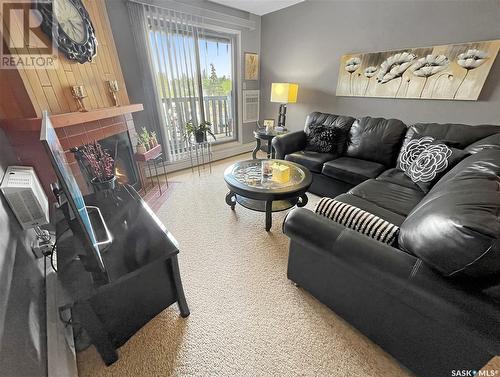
top-left (314, 197), bottom-right (399, 246)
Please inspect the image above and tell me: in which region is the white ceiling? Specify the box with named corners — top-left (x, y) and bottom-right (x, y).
top-left (210, 0), bottom-right (304, 16)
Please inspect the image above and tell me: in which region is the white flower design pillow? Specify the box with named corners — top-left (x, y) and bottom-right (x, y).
top-left (405, 141), bottom-right (469, 192)
top-left (397, 136), bottom-right (435, 171)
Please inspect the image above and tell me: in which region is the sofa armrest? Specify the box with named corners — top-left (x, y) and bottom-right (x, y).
top-left (283, 207), bottom-right (345, 254)
top-left (272, 131), bottom-right (307, 159)
top-left (283, 208), bottom-right (416, 285)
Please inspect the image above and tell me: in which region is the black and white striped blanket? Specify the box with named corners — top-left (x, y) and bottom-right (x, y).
top-left (314, 197), bottom-right (399, 246)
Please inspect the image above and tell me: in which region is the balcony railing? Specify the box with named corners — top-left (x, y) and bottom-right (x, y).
top-left (161, 95), bottom-right (233, 162)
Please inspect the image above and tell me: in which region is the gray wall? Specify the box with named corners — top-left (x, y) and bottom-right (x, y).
top-left (0, 131), bottom-right (47, 377)
top-left (260, 0), bottom-right (500, 132)
top-left (106, 0), bottom-right (261, 144)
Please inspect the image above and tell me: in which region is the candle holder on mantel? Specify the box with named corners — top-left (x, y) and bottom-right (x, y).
top-left (107, 80), bottom-right (120, 106)
top-left (71, 85), bottom-right (88, 112)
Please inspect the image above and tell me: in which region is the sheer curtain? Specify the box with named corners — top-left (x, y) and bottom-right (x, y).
top-left (127, 2), bottom-right (170, 158)
top-left (128, 1), bottom-right (206, 162)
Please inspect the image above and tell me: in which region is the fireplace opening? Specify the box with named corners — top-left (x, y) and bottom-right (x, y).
top-left (73, 132), bottom-right (141, 192)
top-left (100, 132), bottom-right (139, 188)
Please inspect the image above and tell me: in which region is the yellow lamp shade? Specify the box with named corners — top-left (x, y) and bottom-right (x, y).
top-left (270, 83), bottom-right (298, 104)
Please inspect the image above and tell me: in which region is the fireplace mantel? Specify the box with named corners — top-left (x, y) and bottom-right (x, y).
top-left (0, 104), bottom-right (144, 132)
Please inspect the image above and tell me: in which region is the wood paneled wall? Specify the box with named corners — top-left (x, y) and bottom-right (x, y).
top-left (0, 0), bottom-right (130, 119)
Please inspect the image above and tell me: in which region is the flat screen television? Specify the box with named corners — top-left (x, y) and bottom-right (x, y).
top-left (40, 111), bottom-right (107, 276)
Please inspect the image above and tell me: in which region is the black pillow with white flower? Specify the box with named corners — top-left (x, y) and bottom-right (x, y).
top-left (397, 136), bottom-right (435, 171)
top-left (404, 141), bottom-right (469, 192)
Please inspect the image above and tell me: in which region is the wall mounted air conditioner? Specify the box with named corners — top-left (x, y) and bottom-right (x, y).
top-left (242, 90), bottom-right (260, 123)
top-left (0, 166), bottom-right (49, 229)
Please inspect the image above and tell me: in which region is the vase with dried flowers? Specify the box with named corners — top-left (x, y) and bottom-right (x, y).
top-left (76, 141), bottom-right (116, 191)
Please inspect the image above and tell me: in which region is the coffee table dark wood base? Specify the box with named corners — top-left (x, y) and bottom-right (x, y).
top-left (225, 191), bottom-right (308, 231)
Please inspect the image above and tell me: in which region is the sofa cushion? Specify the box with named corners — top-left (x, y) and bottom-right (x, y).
top-left (397, 136), bottom-right (435, 171)
top-left (399, 123), bottom-right (500, 154)
top-left (315, 198), bottom-right (399, 245)
top-left (305, 123), bottom-right (344, 153)
top-left (399, 149), bottom-right (500, 278)
top-left (376, 168), bottom-right (422, 191)
top-left (465, 133), bottom-right (500, 154)
top-left (322, 157), bottom-right (386, 185)
top-left (304, 112), bottom-right (356, 155)
top-left (346, 116), bottom-right (407, 166)
top-left (285, 151), bottom-right (336, 173)
top-left (349, 179), bottom-right (425, 217)
top-left (431, 147), bottom-right (500, 192)
top-left (404, 142), bottom-right (469, 192)
top-left (335, 193), bottom-right (406, 226)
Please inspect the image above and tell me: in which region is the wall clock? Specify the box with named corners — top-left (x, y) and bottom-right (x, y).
top-left (38, 0), bottom-right (97, 64)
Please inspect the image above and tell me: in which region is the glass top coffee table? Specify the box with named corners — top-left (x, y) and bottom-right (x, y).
top-left (224, 159), bottom-right (312, 231)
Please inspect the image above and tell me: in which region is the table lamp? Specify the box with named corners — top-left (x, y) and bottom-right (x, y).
top-left (270, 83), bottom-right (298, 129)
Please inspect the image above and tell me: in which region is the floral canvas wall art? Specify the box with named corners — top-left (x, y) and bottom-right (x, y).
top-left (245, 52), bottom-right (259, 80)
top-left (335, 40), bottom-right (499, 100)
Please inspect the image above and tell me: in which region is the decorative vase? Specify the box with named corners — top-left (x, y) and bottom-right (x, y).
top-left (91, 176), bottom-right (117, 192)
top-left (194, 131), bottom-right (206, 143)
top-left (261, 160), bottom-right (273, 179)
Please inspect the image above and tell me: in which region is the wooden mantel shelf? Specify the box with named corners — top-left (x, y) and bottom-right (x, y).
top-left (0, 104), bottom-right (144, 132)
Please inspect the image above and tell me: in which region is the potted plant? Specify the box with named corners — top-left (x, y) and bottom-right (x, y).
top-left (151, 131), bottom-right (158, 147)
top-left (185, 121), bottom-right (216, 143)
top-left (140, 127), bottom-right (151, 151)
top-left (136, 141), bottom-right (146, 154)
top-left (78, 141), bottom-right (116, 191)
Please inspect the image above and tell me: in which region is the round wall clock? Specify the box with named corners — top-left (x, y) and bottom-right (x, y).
top-left (38, 0), bottom-right (97, 64)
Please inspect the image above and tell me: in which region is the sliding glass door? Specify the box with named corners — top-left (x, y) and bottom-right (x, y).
top-left (147, 12), bottom-right (236, 162)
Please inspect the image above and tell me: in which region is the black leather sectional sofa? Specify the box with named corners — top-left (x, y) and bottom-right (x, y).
top-left (273, 112), bottom-right (500, 377)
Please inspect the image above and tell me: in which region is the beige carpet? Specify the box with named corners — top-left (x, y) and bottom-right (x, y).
top-left (77, 153), bottom-right (413, 377)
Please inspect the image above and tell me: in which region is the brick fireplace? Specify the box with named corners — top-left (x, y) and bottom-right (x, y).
top-left (0, 104), bottom-right (144, 200)
top-left (57, 113), bottom-right (140, 194)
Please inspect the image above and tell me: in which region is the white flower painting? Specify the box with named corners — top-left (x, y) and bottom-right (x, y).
top-left (336, 39), bottom-right (499, 100)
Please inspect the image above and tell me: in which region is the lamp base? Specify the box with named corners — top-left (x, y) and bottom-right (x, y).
top-left (278, 104), bottom-right (287, 129)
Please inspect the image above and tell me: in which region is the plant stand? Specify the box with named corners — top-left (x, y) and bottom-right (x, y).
top-left (134, 144), bottom-right (169, 195)
top-left (188, 141), bottom-right (213, 176)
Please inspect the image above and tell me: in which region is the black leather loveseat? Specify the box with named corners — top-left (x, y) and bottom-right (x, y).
top-left (274, 112), bottom-right (500, 377)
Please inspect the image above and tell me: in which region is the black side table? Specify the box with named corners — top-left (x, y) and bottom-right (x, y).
top-left (252, 129), bottom-right (287, 159)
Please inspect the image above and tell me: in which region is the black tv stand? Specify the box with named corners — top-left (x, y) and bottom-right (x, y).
top-left (55, 184), bottom-right (189, 365)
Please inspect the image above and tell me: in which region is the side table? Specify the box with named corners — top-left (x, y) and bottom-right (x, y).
top-left (252, 129), bottom-right (288, 159)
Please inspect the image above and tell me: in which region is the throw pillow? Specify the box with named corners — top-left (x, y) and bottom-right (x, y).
top-left (305, 124), bottom-right (343, 153)
top-left (315, 198), bottom-right (399, 246)
top-left (405, 141), bottom-right (469, 192)
top-left (397, 136), bottom-right (435, 171)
